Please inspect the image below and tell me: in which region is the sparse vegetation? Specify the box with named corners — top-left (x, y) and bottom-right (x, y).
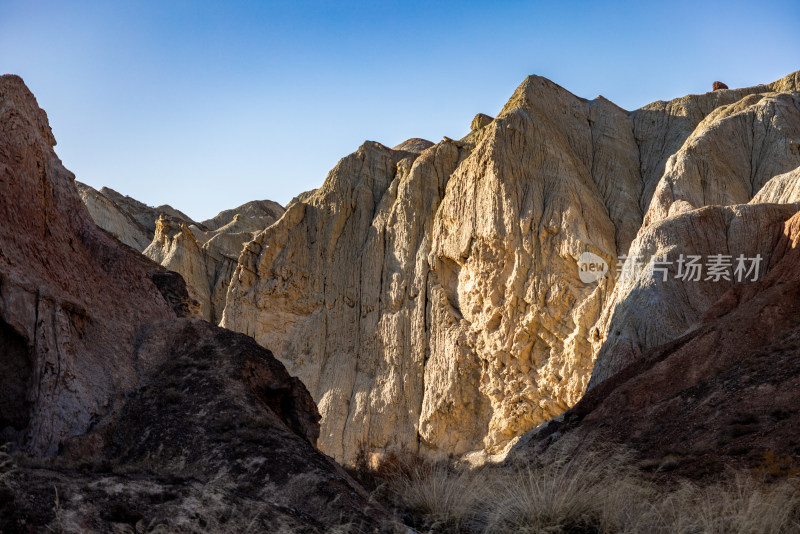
top-left (350, 446), bottom-right (800, 533)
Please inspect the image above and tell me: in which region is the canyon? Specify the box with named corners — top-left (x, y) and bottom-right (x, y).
top-left (4, 61), bottom-right (800, 530)
top-left (0, 74), bottom-right (396, 532)
top-left (75, 71), bottom-right (800, 466)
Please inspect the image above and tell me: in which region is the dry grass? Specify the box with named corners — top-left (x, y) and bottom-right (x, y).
top-left (357, 446), bottom-right (800, 533)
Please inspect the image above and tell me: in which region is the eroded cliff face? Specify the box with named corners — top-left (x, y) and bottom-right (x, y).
top-left (77, 182), bottom-right (285, 323)
top-left (588, 203), bottom-right (799, 387)
top-left (220, 76), bottom-right (643, 463)
top-left (77, 181), bottom-right (196, 251)
top-left (0, 75), bottom-right (175, 455)
top-left (222, 70), bottom-right (800, 464)
top-left (513, 208), bottom-right (800, 479)
top-left (0, 74), bottom-right (396, 533)
top-left (590, 72), bottom-right (800, 385)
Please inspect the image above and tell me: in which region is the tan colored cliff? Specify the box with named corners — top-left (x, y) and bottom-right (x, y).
top-left (221, 70), bottom-right (800, 464)
top-left (76, 181), bottom-right (197, 251)
top-left (589, 72), bottom-right (800, 386)
top-left (750, 164), bottom-right (800, 204)
top-left (588, 202), bottom-right (799, 387)
top-left (142, 202), bottom-right (285, 323)
top-left (75, 181), bottom-right (154, 250)
top-left (514, 208), bottom-right (800, 480)
top-left (77, 183), bottom-right (285, 323)
top-left (222, 75), bottom-right (649, 463)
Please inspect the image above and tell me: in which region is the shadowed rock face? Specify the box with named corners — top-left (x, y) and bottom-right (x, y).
top-left (590, 72), bottom-right (800, 386)
top-left (221, 70), bottom-right (800, 465)
top-left (0, 74), bottom-right (396, 533)
top-left (588, 202), bottom-right (800, 387)
top-left (512, 210), bottom-right (800, 479)
top-left (0, 74), bottom-right (175, 455)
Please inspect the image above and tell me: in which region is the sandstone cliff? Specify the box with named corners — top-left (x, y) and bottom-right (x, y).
top-left (588, 202), bottom-right (799, 387)
top-left (589, 72), bottom-right (800, 386)
top-left (513, 208), bottom-right (800, 478)
top-left (76, 181), bottom-right (196, 251)
top-left (142, 200), bottom-right (285, 323)
top-left (77, 182), bottom-right (285, 323)
top-left (0, 74), bottom-right (396, 532)
top-left (221, 79), bottom-right (640, 463)
top-left (222, 70), bottom-right (800, 465)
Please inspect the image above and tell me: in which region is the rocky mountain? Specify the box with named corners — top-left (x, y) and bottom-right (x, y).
top-left (66, 69), bottom-right (800, 468)
top-left (0, 74), bottom-right (396, 533)
top-left (590, 75), bottom-right (800, 387)
top-left (514, 206), bottom-right (800, 477)
top-left (219, 71), bottom-right (800, 465)
top-left (76, 181), bottom-right (196, 251)
top-left (78, 183), bottom-right (285, 323)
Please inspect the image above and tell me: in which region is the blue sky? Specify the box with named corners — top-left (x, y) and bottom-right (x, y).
top-left (1, 1), bottom-right (798, 221)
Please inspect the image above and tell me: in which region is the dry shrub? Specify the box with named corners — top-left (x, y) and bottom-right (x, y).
top-left (362, 444), bottom-right (800, 533)
top-left (667, 474), bottom-right (800, 534)
top-left (485, 448), bottom-right (657, 533)
top-left (391, 460), bottom-right (492, 532)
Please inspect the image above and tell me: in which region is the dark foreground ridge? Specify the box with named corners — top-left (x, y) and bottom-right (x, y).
top-left (0, 74), bottom-right (398, 533)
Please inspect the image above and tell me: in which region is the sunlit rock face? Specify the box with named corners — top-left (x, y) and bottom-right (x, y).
top-left (591, 71), bottom-right (800, 386)
top-left (221, 70), bottom-right (800, 464)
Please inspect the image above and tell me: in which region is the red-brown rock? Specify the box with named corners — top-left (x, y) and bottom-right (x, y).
top-left (0, 74), bottom-right (396, 532)
top-left (713, 81), bottom-right (729, 91)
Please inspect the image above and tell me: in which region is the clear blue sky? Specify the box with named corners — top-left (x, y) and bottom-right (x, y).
top-left (2, 1), bottom-right (798, 221)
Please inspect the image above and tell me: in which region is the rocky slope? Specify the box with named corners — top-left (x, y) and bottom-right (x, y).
top-left (77, 181), bottom-right (196, 251)
top-left (78, 182), bottom-right (285, 323)
top-left (0, 74), bottom-right (396, 533)
top-left (220, 70), bottom-right (800, 465)
top-left (588, 202), bottom-right (799, 386)
top-left (589, 73), bottom-right (800, 386)
top-left (513, 207), bottom-right (800, 478)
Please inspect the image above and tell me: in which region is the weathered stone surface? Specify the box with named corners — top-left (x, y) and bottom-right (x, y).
top-left (0, 74), bottom-right (398, 533)
top-left (587, 73), bottom-right (800, 388)
top-left (95, 184), bottom-right (196, 235)
top-left (0, 74), bottom-right (175, 455)
top-left (77, 184), bottom-right (286, 323)
top-left (392, 137), bottom-right (434, 153)
top-left (470, 113), bottom-right (494, 131)
top-left (630, 71), bottom-right (800, 219)
top-left (143, 199), bottom-right (285, 323)
top-left (712, 81), bottom-right (729, 91)
top-left (750, 164), bottom-right (800, 204)
top-left (588, 202), bottom-right (799, 388)
top-left (642, 90), bottom-right (800, 227)
top-left (513, 209), bottom-right (800, 480)
top-left (75, 181), bottom-right (153, 250)
top-left (222, 76), bottom-right (648, 463)
top-left (222, 69), bottom-right (800, 466)
top-left (200, 198), bottom-right (284, 232)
